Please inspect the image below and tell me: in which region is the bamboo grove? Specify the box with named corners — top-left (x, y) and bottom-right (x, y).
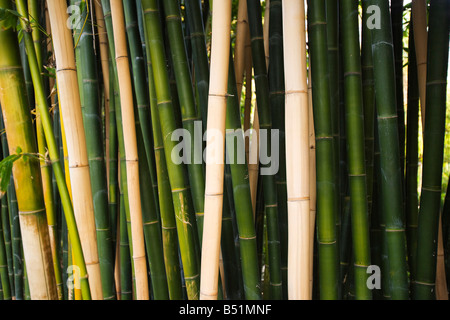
top-left (0, 0), bottom-right (448, 301)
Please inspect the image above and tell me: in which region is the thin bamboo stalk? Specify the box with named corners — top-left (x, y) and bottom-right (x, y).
top-left (200, 0), bottom-right (232, 300)
top-left (234, 0), bottom-right (249, 103)
top-left (411, 0), bottom-right (428, 128)
top-left (282, 0), bottom-right (310, 300)
top-left (110, 0), bottom-right (149, 300)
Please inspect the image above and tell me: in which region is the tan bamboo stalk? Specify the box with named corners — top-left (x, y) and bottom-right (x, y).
top-left (94, 0), bottom-right (111, 182)
top-left (110, 0), bottom-right (149, 300)
top-left (46, 0), bottom-right (103, 300)
top-left (412, 0), bottom-right (427, 127)
top-left (282, 0), bottom-right (310, 300)
top-left (114, 218), bottom-right (121, 300)
top-left (308, 69), bottom-right (316, 299)
top-left (200, 0), bottom-right (232, 300)
top-left (234, 0), bottom-right (249, 103)
top-left (436, 216), bottom-right (448, 300)
top-left (244, 29), bottom-right (253, 163)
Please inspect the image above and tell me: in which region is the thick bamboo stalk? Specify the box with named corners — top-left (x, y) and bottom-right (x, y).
top-left (110, 0), bottom-right (149, 300)
top-left (200, 0), bottom-right (232, 300)
top-left (368, 0), bottom-right (409, 300)
top-left (144, 26), bottom-right (183, 299)
top-left (282, 0), bottom-right (310, 300)
top-left (411, 0), bottom-right (428, 128)
top-left (414, 0), bottom-right (449, 300)
top-left (340, 0), bottom-right (372, 300)
top-left (0, 0), bottom-right (57, 298)
top-left (46, 0), bottom-right (103, 300)
top-left (71, 0), bottom-right (115, 300)
top-left (308, 0), bottom-right (340, 300)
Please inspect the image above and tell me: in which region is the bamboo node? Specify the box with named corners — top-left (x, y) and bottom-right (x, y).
top-left (19, 208), bottom-right (46, 216)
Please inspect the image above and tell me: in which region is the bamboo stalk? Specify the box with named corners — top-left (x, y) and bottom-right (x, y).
top-left (340, 0), bottom-right (372, 300)
top-left (411, 0), bottom-right (428, 128)
top-left (368, 0), bottom-right (409, 300)
top-left (414, 0), bottom-right (449, 300)
top-left (47, 0), bottom-right (103, 300)
top-left (282, 0), bottom-right (310, 300)
top-left (110, 0), bottom-right (149, 300)
top-left (308, 0), bottom-right (340, 300)
top-left (234, 0), bottom-right (249, 103)
top-left (0, 0), bottom-right (57, 298)
top-left (162, 0), bottom-right (206, 243)
top-left (200, 0), bottom-right (232, 300)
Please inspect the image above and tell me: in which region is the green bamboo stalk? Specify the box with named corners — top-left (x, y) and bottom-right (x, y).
top-left (308, 0), bottom-right (340, 300)
top-left (414, 0), bottom-right (449, 300)
top-left (142, 0), bottom-right (201, 300)
top-left (225, 48), bottom-right (261, 300)
top-left (0, 0), bottom-right (58, 298)
top-left (340, 0), bottom-right (372, 300)
top-left (144, 16), bottom-right (183, 300)
top-left (14, 0), bottom-right (92, 299)
top-left (267, 0), bottom-right (288, 300)
top-left (368, 0), bottom-right (410, 299)
top-left (391, 0), bottom-right (405, 182)
top-left (361, 0), bottom-right (376, 216)
top-left (184, 0), bottom-right (210, 126)
top-left (118, 194), bottom-right (133, 300)
top-left (247, 0), bottom-right (281, 300)
top-left (0, 193), bottom-right (11, 300)
top-left (162, 0), bottom-right (205, 243)
top-left (27, 0), bottom-right (64, 300)
top-left (405, 22), bottom-right (419, 288)
top-left (0, 155), bottom-right (13, 297)
top-left (123, 0), bottom-right (160, 214)
top-left (6, 176), bottom-right (22, 300)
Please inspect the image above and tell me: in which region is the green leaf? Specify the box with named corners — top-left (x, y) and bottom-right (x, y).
top-left (0, 8), bottom-right (20, 31)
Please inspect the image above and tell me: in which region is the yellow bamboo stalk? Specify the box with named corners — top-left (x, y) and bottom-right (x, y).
top-left (234, 0), bottom-right (249, 103)
top-left (308, 69), bottom-right (316, 299)
top-left (200, 0), bottom-right (232, 300)
top-left (47, 0), bottom-right (103, 300)
top-left (282, 0), bottom-right (310, 300)
top-left (412, 0), bottom-right (427, 128)
top-left (110, 0), bottom-right (149, 300)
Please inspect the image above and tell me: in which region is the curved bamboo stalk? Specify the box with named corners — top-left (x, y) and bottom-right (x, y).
top-left (28, 0), bottom-right (63, 300)
top-left (110, 0), bottom-right (149, 300)
top-left (282, 0), bottom-right (310, 300)
top-left (200, 0), bottom-right (232, 300)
